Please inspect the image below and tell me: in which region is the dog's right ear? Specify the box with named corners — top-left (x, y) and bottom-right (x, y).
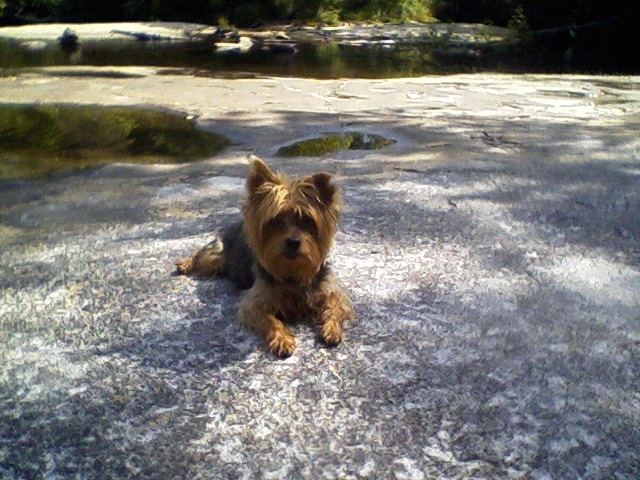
top-left (247, 155), bottom-right (277, 191)
top-left (310, 172), bottom-right (337, 207)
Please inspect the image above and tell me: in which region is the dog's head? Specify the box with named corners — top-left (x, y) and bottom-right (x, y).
top-left (243, 156), bottom-right (341, 285)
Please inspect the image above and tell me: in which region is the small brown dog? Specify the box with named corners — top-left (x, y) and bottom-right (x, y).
top-left (176, 156), bottom-right (354, 357)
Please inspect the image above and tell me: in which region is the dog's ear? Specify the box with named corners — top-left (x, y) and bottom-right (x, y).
top-left (310, 172), bottom-right (337, 206)
top-left (247, 156), bottom-right (277, 191)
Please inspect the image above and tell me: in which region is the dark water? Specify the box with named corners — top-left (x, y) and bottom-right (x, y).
top-left (1, 35), bottom-right (636, 78)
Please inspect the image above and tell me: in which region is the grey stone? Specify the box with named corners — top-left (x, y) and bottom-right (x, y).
top-left (0, 68), bottom-right (639, 479)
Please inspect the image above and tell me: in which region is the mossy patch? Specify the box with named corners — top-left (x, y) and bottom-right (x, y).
top-left (0, 105), bottom-right (230, 180)
top-left (276, 132), bottom-right (396, 157)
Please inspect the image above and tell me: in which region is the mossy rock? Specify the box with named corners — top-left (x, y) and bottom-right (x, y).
top-left (276, 132), bottom-right (396, 157)
top-left (0, 105), bottom-right (230, 180)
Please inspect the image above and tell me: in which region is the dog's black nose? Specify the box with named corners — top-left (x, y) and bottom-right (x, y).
top-left (284, 237), bottom-right (301, 253)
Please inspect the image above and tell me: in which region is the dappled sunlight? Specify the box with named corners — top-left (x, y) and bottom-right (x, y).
top-left (546, 254), bottom-right (640, 309)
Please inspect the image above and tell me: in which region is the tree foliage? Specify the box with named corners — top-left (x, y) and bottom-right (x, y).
top-left (1, 0), bottom-right (637, 29)
top-left (2, 0), bottom-right (436, 25)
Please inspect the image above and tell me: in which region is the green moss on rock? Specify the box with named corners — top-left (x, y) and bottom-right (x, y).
top-left (277, 132), bottom-right (396, 157)
top-left (0, 105), bottom-right (230, 180)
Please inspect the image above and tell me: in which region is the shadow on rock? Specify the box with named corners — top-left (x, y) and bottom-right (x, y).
top-left (96, 277), bottom-right (251, 373)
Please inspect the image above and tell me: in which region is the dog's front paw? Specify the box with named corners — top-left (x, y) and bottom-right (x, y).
top-left (319, 321), bottom-right (343, 347)
top-left (267, 329), bottom-right (297, 358)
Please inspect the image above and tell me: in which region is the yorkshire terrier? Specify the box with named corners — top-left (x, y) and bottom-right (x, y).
top-left (176, 156), bottom-right (354, 358)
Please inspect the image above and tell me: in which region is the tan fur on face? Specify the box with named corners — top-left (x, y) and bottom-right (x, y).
top-left (243, 157), bottom-right (341, 285)
top-left (258, 221), bottom-right (321, 284)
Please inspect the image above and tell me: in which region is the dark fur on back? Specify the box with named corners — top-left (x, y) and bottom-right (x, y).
top-left (221, 221), bottom-right (255, 290)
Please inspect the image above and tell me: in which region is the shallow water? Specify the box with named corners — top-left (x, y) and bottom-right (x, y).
top-left (1, 36), bottom-right (635, 79)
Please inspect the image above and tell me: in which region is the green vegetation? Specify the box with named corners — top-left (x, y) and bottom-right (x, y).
top-left (1, 0), bottom-right (438, 26)
top-left (0, 105), bottom-right (230, 180)
top-left (277, 132), bottom-right (396, 157)
top-left (1, 0), bottom-right (635, 30)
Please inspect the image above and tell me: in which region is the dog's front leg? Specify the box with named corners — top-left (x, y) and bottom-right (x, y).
top-left (317, 288), bottom-right (354, 347)
top-left (238, 300), bottom-right (296, 358)
top-left (263, 314), bottom-right (297, 358)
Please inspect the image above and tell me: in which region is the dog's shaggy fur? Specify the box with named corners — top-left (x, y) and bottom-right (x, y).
top-left (176, 157), bottom-right (354, 357)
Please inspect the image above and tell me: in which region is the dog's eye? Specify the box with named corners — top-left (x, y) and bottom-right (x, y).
top-left (299, 214), bottom-right (317, 232)
top-left (267, 216), bottom-right (285, 229)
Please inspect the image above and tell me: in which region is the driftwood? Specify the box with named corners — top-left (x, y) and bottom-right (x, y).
top-left (110, 29), bottom-right (174, 42)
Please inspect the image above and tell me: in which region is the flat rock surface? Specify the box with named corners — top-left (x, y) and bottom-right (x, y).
top-left (0, 22), bottom-right (214, 42)
top-left (1, 68), bottom-right (639, 479)
top-left (0, 21), bottom-right (510, 44)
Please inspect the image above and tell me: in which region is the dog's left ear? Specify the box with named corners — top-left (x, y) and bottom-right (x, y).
top-left (247, 155), bottom-right (277, 192)
top-left (311, 172), bottom-right (337, 206)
